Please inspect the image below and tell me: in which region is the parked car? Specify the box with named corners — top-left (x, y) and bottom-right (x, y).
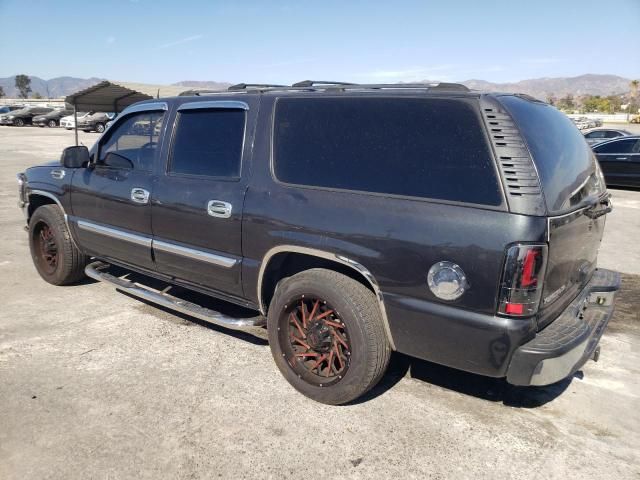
top-left (0, 104), bottom-right (25, 115)
top-left (17, 82), bottom-right (620, 405)
top-left (32, 108), bottom-right (75, 128)
top-left (0, 106), bottom-right (53, 126)
top-left (592, 136), bottom-right (640, 187)
top-left (60, 112), bottom-right (90, 130)
top-left (77, 112), bottom-right (116, 133)
top-left (583, 128), bottom-right (632, 146)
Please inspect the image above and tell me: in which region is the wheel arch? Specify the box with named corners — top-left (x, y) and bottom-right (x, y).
top-left (257, 245), bottom-right (396, 350)
top-left (27, 190), bottom-right (80, 249)
top-left (27, 191), bottom-right (59, 221)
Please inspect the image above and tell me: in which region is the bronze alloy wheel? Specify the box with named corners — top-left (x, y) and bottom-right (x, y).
top-left (33, 221), bottom-right (59, 275)
top-left (279, 296), bottom-right (351, 387)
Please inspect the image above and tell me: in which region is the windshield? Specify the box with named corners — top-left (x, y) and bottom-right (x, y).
top-left (499, 95), bottom-right (604, 214)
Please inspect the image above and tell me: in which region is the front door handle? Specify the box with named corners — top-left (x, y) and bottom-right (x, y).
top-left (51, 169), bottom-right (66, 180)
top-left (131, 188), bottom-right (150, 204)
top-left (615, 157), bottom-right (628, 160)
top-left (207, 200), bottom-right (232, 218)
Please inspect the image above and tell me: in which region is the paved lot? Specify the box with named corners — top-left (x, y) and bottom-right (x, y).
top-left (1, 126), bottom-right (639, 479)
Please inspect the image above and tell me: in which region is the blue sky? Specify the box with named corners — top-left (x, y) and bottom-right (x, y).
top-left (0, 0), bottom-right (639, 84)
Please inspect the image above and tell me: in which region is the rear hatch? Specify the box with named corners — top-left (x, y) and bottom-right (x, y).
top-left (499, 95), bottom-right (610, 328)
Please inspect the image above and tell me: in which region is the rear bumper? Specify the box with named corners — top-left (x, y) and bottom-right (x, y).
top-left (506, 269), bottom-right (620, 386)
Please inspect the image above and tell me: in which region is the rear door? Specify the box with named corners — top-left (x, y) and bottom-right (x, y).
top-left (594, 138), bottom-right (639, 186)
top-left (151, 99), bottom-right (256, 298)
top-left (70, 103), bottom-right (167, 270)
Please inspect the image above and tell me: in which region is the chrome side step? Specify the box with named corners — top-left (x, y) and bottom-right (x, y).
top-left (85, 261), bottom-right (266, 330)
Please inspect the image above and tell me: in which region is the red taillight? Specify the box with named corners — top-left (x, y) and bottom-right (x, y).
top-left (505, 303), bottom-right (524, 315)
top-left (498, 244), bottom-right (547, 317)
top-left (520, 249), bottom-right (540, 287)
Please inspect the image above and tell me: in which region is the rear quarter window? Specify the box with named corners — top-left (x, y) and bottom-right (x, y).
top-left (499, 96), bottom-right (598, 214)
top-left (273, 97), bottom-right (503, 206)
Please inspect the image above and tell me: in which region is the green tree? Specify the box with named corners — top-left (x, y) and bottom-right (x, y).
top-left (0, 85), bottom-right (5, 98)
top-left (630, 79), bottom-right (639, 99)
top-left (556, 94), bottom-right (575, 111)
top-left (582, 95), bottom-right (612, 113)
top-left (32, 92), bottom-right (43, 99)
top-left (630, 80), bottom-right (640, 114)
top-left (15, 74), bottom-right (32, 99)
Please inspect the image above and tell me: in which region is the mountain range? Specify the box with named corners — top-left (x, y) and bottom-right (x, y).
top-left (459, 74), bottom-right (633, 100)
top-left (0, 74), bottom-right (634, 100)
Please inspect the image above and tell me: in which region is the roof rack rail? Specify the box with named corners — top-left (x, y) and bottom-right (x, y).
top-left (291, 80), bottom-right (357, 88)
top-left (326, 82), bottom-right (470, 92)
top-left (228, 83), bottom-right (287, 91)
top-left (178, 89), bottom-right (225, 96)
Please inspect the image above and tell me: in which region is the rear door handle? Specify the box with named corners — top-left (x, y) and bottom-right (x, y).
top-left (131, 188), bottom-right (150, 204)
top-left (615, 157), bottom-right (628, 160)
top-left (207, 200), bottom-right (232, 218)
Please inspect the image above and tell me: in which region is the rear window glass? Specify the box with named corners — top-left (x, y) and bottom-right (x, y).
top-left (273, 97), bottom-right (502, 206)
top-left (170, 109), bottom-right (245, 178)
top-left (499, 96), bottom-right (598, 214)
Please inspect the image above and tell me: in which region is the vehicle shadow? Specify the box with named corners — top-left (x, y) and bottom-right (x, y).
top-left (352, 353), bottom-right (575, 408)
top-left (102, 265), bottom-right (576, 405)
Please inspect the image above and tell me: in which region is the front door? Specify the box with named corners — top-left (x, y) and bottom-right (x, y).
top-left (151, 100), bottom-right (253, 298)
top-left (70, 104), bottom-right (167, 270)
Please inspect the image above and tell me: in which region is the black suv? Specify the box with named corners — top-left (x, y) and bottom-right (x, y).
top-left (17, 81), bottom-right (620, 405)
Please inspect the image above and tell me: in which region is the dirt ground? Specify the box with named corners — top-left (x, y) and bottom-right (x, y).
top-left (0, 126), bottom-right (639, 479)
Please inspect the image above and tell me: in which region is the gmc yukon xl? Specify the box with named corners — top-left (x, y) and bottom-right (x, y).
top-left (17, 81), bottom-right (620, 404)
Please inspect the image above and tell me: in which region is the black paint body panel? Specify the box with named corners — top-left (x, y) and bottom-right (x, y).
top-left (20, 89), bottom-right (613, 381)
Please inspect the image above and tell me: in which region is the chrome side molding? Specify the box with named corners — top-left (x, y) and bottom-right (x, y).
top-left (74, 219), bottom-right (237, 268)
top-left (153, 239), bottom-right (237, 268)
top-left (85, 261), bottom-right (264, 330)
top-left (77, 220), bottom-right (152, 248)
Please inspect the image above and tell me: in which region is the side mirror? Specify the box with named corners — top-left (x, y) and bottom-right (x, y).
top-left (60, 145), bottom-right (89, 168)
top-left (103, 152), bottom-right (134, 170)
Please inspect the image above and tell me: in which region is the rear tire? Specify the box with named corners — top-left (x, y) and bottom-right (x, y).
top-left (267, 268), bottom-right (391, 405)
top-left (14, 118), bottom-right (24, 127)
top-left (95, 122), bottom-right (105, 133)
top-left (28, 205), bottom-right (87, 285)
top-left (47, 119), bottom-right (57, 128)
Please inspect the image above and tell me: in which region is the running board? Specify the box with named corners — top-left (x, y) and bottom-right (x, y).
top-left (85, 261), bottom-right (266, 330)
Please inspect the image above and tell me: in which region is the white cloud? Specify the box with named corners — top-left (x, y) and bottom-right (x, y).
top-left (157, 34), bottom-right (204, 50)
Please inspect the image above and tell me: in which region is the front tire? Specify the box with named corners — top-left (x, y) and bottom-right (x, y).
top-left (95, 122), bottom-right (105, 133)
top-left (267, 268), bottom-right (391, 405)
top-left (14, 118), bottom-right (24, 127)
top-left (29, 205), bottom-right (87, 285)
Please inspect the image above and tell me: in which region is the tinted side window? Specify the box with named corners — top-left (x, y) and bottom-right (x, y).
top-left (594, 139), bottom-right (636, 154)
top-left (586, 131), bottom-right (606, 139)
top-left (605, 131), bottom-right (622, 138)
top-left (99, 111), bottom-right (165, 171)
top-left (273, 97), bottom-right (502, 206)
top-left (169, 109), bottom-right (245, 178)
